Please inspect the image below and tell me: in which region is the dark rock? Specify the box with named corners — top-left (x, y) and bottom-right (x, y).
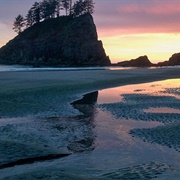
top-left (169, 53), bottom-right (180, 65)
top-left (71, 91), bottom-right (98, 105)
top-left (117, 55), bottom-right (153, 67)
top-left (157, 53), bottom-right (180, 66)
top-left (156, 60), bottom-right (169, 67)
top-left (0, 14), bottom-right (110, 67)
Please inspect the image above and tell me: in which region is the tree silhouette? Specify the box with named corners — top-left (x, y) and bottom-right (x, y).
top-left (26, 9), bottom-right (34, 27)
top-left (13, 0), bottom-right (95, 33)
top-left (73, 0), bottom-right (84, 17)
top-left (49, 0), bottom-right (57, 18)
top-left (62, 0), bottom-right (70, 16)
top-left (55, 0), bottom-right (63, 17)
top-left (69, 0), bottom-right (73, 15)
top-left (32, 2), bottom-right (41, 23)
top-left (84, 0), bottom-right (94, 14)
top-left (25, 2), bottom-right (41, 27)
top-left (72, 0), bottom-right (94, 17)
top-left (41, 0), bottom-right (56, 19)
top-left (13, 14), bottom-right (25, 34)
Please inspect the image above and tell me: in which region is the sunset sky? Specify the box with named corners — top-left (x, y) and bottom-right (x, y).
top-left (1, 0), bottom-right (180, 63)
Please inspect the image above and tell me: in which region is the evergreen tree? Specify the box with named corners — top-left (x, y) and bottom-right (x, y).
top-left (31, 2), bottom-right (41, 23)
top-left (41, 0), bottom-right (56, 19)
top-left (69, 0), bottom-right (73, 15)
top-left (13, 0), bottom-right (95, 33)
top-left (26, 9), bottom-right (34, 27)
top-left (13, 14), bottom-right (25, 34)
top-left (84, 0), bottom-right (94, 14)
top-left (49, 0), bottom-right (57, 18)
top-left (62, 0), bottom-right (70, 16)
top-left (55, 0), bottom-right (63, 17)
top-left (72, 0), bottom-right (94, 17)
top-left (73, 0), bottom-right (84, 17)
top-left (25, 2), bottom-right (41, 27)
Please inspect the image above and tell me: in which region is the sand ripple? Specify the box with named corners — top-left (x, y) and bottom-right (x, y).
top-left (99, 94), bottom-right (180, 124)
top-left (161, 87), bottom-right (180, 97)
top-left (130, 123), bottom-right (180, 152)
top-left (102, 161), bottom-right (172, 180)
top-left (99, 87), bottom-right (180, 153)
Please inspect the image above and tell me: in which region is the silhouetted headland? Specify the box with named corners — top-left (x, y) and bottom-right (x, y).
top-left (116, 53), bottom-right (180, 67)
top-left (117, 55), bottom-right (153, 67)
top-left (157, 52), bottom-right (180, 66)
top-left (0, 14), bottom-right (110, 67)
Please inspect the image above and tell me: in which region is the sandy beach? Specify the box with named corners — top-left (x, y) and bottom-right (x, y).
top-left (0, 67), bottom-right (180, 118)
top-left (0, 67), bottom-right (180, 179)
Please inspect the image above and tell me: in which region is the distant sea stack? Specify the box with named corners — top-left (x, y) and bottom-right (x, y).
top-left (117, 55), bottom-right (153, 67)
top-left (0, 13), bottom-right (110, 67)
top-left (157, 53), bottom-right (180, 66)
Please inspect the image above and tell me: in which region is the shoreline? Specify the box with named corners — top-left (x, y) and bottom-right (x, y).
top-left (0, 67), bottom-right (179, 118)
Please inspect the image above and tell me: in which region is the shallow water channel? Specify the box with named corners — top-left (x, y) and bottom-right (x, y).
top-left (0, 79), bottom-right (179, 179)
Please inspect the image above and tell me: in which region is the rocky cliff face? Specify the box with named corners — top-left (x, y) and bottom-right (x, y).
top-left (0, 14), bottom-right (110, 67)
top-left (118, 55), bottom-right (153, 67)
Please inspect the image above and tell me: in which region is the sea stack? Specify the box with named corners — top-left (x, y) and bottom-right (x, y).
top-left (117, 55), bottom-right (153, 67)
top-left (157, 53), bottom-right (180, 66)
top-left (0, 13), bottom-right (110, 67)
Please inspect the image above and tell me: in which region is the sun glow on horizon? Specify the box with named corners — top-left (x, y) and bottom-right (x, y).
top-left (1, 29), bottom-right (180, 65)
top-left (98, 32), bottom-right (180, 64)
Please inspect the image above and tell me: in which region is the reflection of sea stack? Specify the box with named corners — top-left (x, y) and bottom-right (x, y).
top-left (118, 55), bottom-right (153, 67)
top-left (0, 14), bottom-right (110, 67)
top-left (69, 91), bottom-right (98, 153)
top-left (71, 91), bottom-right (98, 116)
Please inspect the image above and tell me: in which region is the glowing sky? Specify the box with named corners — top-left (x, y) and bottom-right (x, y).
top-left (1, 0), bottom-right (180, 63)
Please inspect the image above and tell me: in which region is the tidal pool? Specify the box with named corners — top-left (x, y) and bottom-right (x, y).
top-left (97, 78), bottom-right (180, 104)
top-left (144, 107), bottom-right (180, 114)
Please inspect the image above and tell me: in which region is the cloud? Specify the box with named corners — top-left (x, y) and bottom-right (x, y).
top-left (94, 0), bottom-right (180, 36)
top-left (117, 1), bottom-right (180, 15)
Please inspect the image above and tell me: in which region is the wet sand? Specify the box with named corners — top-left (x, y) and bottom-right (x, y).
top-left (0, 67), bottom-right (179, 118)
top-left (0, 67), bottom-right (180, 92)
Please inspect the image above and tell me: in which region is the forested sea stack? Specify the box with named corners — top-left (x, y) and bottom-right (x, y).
top-left (0, 0), bottom-right (110, 66)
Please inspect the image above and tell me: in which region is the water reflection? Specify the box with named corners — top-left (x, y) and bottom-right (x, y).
top-left (144, 107), bottom-right (180, 114)
top-left (98, 79), bottom-right (180, 104)
top-left (0, 92), bottom-right (99, 167)
top-left (68, 91), bottom-right (99, 152)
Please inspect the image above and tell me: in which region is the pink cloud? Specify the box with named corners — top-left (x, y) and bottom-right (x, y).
top-left (117, 1), bottom-right (180, 15)
top-left (94, 0), bottom-right (180, 36)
